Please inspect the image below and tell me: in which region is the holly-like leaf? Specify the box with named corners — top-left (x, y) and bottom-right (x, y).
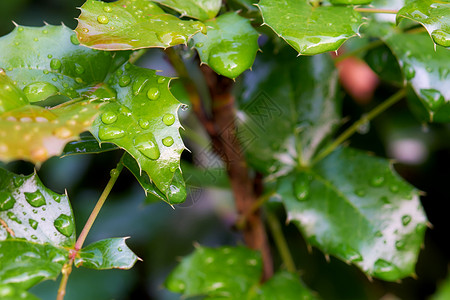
top-left (0, 284), bottom-right (39, 300)
top-left (384, 32), bottom-right (450, 122)
top-left (165, 245), bottom-right (317, 299)
top-left (91, 64), bottom-right (185, 194)
top-left (0, 24), bottom-right (127, 100)
top-left (62, 132), bottom-right (118, 157)
top-left (75, 0), bottom-right (206, 50)
top-left (165, 245), bottom-right (262, 298)
top-left (258, 0), bottom-right (363, 55)
top-left (397, 0), bottom-right (450, 47)
top-left (0, 168), bottom-right (75, 289)
top-left (191, 13), bottom-right (259, 79)
top-left (236, 46), bottom-right (340, 174)
top-left (277, 147), bottom-right (427, 281)
top-left (74, 238), bottom-right (139, 270)
top-left (152, 0), bottom-right (222, 21)
top-left (259, 271), bottom-right (318, 300)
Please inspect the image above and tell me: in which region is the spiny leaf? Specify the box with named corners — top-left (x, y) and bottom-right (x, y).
top-left (384, 32), bottom-right (450, 122)
top-left (236, 46), bottom-right (340, 173)
top-left (0, 284), bottom-right (39, 300)
top-left (74, 238), bottom-right (139, 270)
top-left (0, 168), bottom-right (74, 289)
top-left (191, 13), bottom-right (259, 79)
top-left (397, 0), bottom-right (450, 48)
top-left (0, 24), bottom-right (127, 100)
top-left (75, 0), bottom-right (206, 50)
top-left (277, 147), bottom-right (427, 281)
top-left (153, 0), bottom-right (222, 21)
top-left (258, 0), bottom-right (363, 55)
top-left (92, 64), bottom-right (185, 194)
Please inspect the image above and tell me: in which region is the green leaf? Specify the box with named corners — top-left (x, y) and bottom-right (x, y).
top-left (258, 271), bottom-right (318, 300)
top-left (92, 64), bottom-right (185, 194)
top-left (236, 47), bottom-right (340, 173)
top-left (363, 44), bottom-right (403, 86)
top-left (62, 132), bottom-right (118, 157)
top-left (277, 147), bottom-right (427, 281)
top-left (397, 0), bottom-right (450, 47)
top-left (0, 284), bottom-right (39, 300)
top-left (0, 98), bottom-right (102, 163)
top-left (258, 0), bottom-right (363, 55)
top-left (0, 69), bottom-right (28, 114)
top-left (0, 24), bottom-right (126, 100)
top-left (384, 32), bottom-right (450, 122)
top-left (191, 13), bottom-right (259, 79)
top-left (74, 238), bottom-right (139, 270)
top-left (165, 245), bottom-right (262, 298)
top-left (330, 0), bottom-right (372, 4)
top-left (75, 0), bottom-right (206, 50)
top-left (153, 0), bottom-right (222, 21)
top-left (0, 168), bottom-right (75, 289)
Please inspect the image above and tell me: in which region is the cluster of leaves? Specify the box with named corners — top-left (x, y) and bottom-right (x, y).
top-left (0, 0), bottom-right (448, 298)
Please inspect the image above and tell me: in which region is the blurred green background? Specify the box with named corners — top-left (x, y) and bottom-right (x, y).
top-left (1, 1), bottom-right (450, 299)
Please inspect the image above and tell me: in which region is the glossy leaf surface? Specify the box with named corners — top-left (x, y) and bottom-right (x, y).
top-left (153, 0), bottom-right (221, 21)
top-left (278, 147), bottom-right (427, 281)
top-left (385, 33), bottom-right (450, 122)
top-left (62, 132), bottom-right (118, 157)
top-left (397, 0), bottom-right (450, 47)
top-left (192, 13), bottom-right (259, 79)
top-left (0, 284), bottom-right (39, 300)
top-left (92, 64), bottom-right (185, 194)
top-left (0, 168), bottom-right (74, 289)
top-left (236, 47), bottom-right (340, 173)
top-left (75, 238), bottom-right (139, 270)
top-left (258, 0), bottom-right (363, 55)
top-left (75, 0), bottom-right (206, 50)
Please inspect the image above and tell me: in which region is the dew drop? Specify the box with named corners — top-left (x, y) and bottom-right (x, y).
top-left (53, 195), bottom-right (61, 203)
top-left (70, 34), bottom-right (80, 45)
top-left (395, 240), bottom-right (405, 250)
top-left (195, 42), bottom-right (204, 48)
top-left (180, 104), bottom-right (188, 111)
top-left (375, 231), bottom-right (383, 237)
top-left (25, 190), bottom-right (46, 207)
top-left (13, 176), bottom-right (24, 187)
top-left (431, 29), bottom-right (450, 47)
top-left (439, 67), bottom-right (449, 79)
top-left (119, 75), bottom-right (131, 87)
top-left (97, 15), bottom-right (109, 24)
top-left (370, 175), bottom-right (385, 187)
top-left (23, 82), bottom-right (59, 103)
top-left (420, 89), bottom-right (445, 111)
top-left (162, 136), bottom-right (174, 147)
top-left (98, 126), bottom-right (125, 140)
top-left (118, 247), bottom-right (123, 252)
top-left (373, 259), bottom-right (401, 281)
top-left (139, 118), bottom-right (150, 129)
top-left (7, 212), bottom-right (21, 224)
top-left (162, 113), bottom-right (175, 126)
top-left (50, 58), bottom-right (62, 70)
top-left (74, 64), bottom-right (85, 74)
top-left (29, 218), bottom-right (38, 230)
top-left (292, 173), bottom-right (310, 201)
top-left (403, 63), bottom-right (415, 80)
top-left (103, 5), bottom-right (112, 12)
top-left (191, 22), bottom-right (206, 34)
top-left (389, 184), bottom-right (399, 193)
top-left (355, 188), bottom-right (366, 197)
top-left (157, 32), bottom-right (186, 46)
top-left (101, 111), bottom-right (118, 124)
top-left (47, 54), bottom-right (53, 59)
top-left (134, 133), bottom-right (160, 160)
top-left (31, 235), bottom-right (38, 240)
top-left (54, 214), bottom-right (74, 237)
top-left (147, 87), bottom-right (160, 100)
top-left (0, 191), bottom-right (16, 211)
top-left (157, 77), bottom-right (166, 84)
top-left (401, 215), bottom-right (412, 226)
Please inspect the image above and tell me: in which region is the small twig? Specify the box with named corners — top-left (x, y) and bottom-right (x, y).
top-left (265, 210), bottom-right (296, 273)
top-left (354, 8), bottom-right (398, 14)
top-left (311, 89), bottom-right (406, 165)
top-left (56, 262), bottom-right (72, 300)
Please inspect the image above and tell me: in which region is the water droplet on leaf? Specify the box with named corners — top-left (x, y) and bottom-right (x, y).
top-left (389, 185), bottom-right (399, 193)
top-left (0, 192), bottom-right (15, 211)
top-left (162, 113), bottom-right (175, 126)
top-left (101, 111), bottom-right (118, 124)
top-left (147, 87), bottom-right (160, 100)
top-left (54, 214), bottom-right (74, 237)
top-left (373, 259), bottom-right (401, 281)
top-left (74, 64), bottom-right (85, 74)
top-left (50, 59), bottom-right (62, 70)
top-left (370, 176), bottom-right (385, 187)
top-left (420, 89), bottom-right (445, 111)
top-left (97, 15), bottom-right (109, 24)
top-left (292, 173), bottom-right (310, 201)
top-left (70, 34), bottom-right (80, 45)
top-left (162, 136), bottom-right (174, 147)
top-left (25, 190), bottom-right (46, 207)
top-left (139, 119), bottom-right (150, 129)
top-left (23, 82), bottom-right (58, 103)
top-left (29, 218), bottom-right (38, 230)
top-left (403, 63), bottom-right (415, 80)
top-left (119, 75), bottom-right (131, 87)
top-left (98, 126), bottom-right (125, 140)
top-left (402, 215), bottom-right (411, 226)
top-left (395, 240), bottom-right (405, 250)
top-left (431, 29), bottom-right (450, 47)
top-left (134, 133), bottom-right (160, 160)
top-left (7, 212), bottom-right (21, 224)
top-left (103, 6), bottom-right (112, 12)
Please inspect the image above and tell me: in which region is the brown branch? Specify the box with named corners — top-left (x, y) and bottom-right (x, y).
top-left (201, 65), bottom-right (273, 281)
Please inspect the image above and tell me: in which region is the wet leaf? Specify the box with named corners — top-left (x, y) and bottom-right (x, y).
top-left (0, 168), bottom-right (75, 289)
top-left (191, 13), bottom-right (259, 79)
top-left (236, 46), bottom-right (340, 173)
top-left (258, 0), bottom-right (363, 55)
top-left (75, 0), bottom-right (206, 50)
top-left (62, 132), bottom-right (118, 157)
top-left (91, 64), bottom-right (185, 194)
top-left (0, 284), bottom-right (39, 300)
top-left (277, 147), bottom-right (427, 281)
top-left (74, 238), bottom-right (139, 270)
top-left (384, 32), bottom-right (450, 122)
top-left (153, 0), bottom-right (221, 21)
top-left (397, 0), bottom-right (450, 47)
top-left (0, 69), bottom-right (28, 114)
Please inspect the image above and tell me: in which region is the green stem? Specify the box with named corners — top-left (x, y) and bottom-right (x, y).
top-left (74, 157), bottom-right (124, 251)
top-left (311, 89), bottom-right (406, 166)
top-left (334, 40), bottom-right (384, 64)
top-left (354, 8), bottom-right (398, 14)
top-left (265, 210), bottom-right (296, 273)
top-left (56, 262), bottom-right (72, 300)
